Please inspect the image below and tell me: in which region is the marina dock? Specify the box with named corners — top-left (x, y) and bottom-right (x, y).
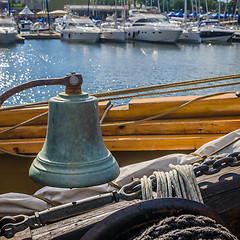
top-left (16, 32), bottom-right (60, 42)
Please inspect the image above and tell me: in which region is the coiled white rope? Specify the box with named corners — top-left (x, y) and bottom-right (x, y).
top-left (141, 164), bottom-right (203, 204)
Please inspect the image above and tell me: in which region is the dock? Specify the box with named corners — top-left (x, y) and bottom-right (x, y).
top-left (16, 32), bottom-right (60, 42)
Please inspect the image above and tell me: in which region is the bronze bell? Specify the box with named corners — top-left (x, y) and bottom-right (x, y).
top-left (29, 75), bottom-right (120, 188)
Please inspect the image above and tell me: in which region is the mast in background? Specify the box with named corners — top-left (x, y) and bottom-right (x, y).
top-left (205, 0), bottom-right (209, 20)
top-left (46, 0), bottom-right (50, 26)
top-left (218, 0), bottom-right (221, 24)
top-left (88, 0), bottom-right (90, 16)
top-left (184, 0), bottom-right (187, 23)
top-left (238, 0), bottom-right (240, 24)
top-left (8, 0), bottom-right (11, 15)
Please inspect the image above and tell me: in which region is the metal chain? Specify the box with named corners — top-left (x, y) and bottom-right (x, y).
top-left (193, 152), bottom-right (240, 177)
top-left (1, 153), bottom-right (239, 238)
top-left (132, 152), bottom-right (240, 195)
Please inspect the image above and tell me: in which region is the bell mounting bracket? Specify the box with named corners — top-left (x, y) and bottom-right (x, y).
top-left (0, 73), bottom-right (83, 107)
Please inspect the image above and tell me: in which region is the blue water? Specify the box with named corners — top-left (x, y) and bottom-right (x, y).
top-left (0, 40), bottom-right (240, 106)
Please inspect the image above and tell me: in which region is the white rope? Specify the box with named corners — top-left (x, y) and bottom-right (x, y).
top-left (141, 175), bottom-right (153, 200)
top-left (140, 164), bottom-right (203, 204)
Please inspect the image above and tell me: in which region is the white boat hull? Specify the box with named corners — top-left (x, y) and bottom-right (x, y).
top-left (101, 30), bottom-right (126, 42)
top-left (201, 34), bottom-right (233, 42)
top-left (200, 25), bottom-right (234, 43)
top-left (178, 30), bottom-right (201, 43)
top-left (0, 31), bottom-right (16, 44)
top-left (126, 27), bottom-right (182, 43)
top-left (61, 30), bottom-right (101, 43)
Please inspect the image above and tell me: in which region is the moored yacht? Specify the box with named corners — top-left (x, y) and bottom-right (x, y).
top-left (178, 25), bottom-right (201, 43)
top-left (18, 19), bottom-right (32, 31)
top-left (30, 22), bottom-right (49, 33)
top-left (0, 15), bottom-right (17, 44)
top-left (124, 13), bottom-right (182, 43)
top-left (199, 21), bottom-right (234, 42)
top-left (53, 15), bottom-right (73, 33)
top-left (60, 17), bottom-right (101, 43)
top-left (100, 22), bottom-right (126, 42)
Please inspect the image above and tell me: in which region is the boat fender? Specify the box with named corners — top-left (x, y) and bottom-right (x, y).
top-left (236, 91), bottom-right (240, 97)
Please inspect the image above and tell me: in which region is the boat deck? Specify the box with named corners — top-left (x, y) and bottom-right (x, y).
top-left (4, 164), bottom-right (239, 240)
top-left (17, 33), bottom-right (60, 40)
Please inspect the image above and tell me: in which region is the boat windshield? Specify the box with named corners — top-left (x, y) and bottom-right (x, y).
top-left (199, 21), bottom-right (218, 27)
top-left (132, 17), bottom-right (169, 25)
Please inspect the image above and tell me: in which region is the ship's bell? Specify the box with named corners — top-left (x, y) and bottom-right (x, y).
top-left (29, 75), bottom-right (120, 188)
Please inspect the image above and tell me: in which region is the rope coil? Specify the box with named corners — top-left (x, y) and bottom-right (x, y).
top-left (129, 214), bottom-right (238, 240)
top-left (141, 164), bottom-right (203, 204)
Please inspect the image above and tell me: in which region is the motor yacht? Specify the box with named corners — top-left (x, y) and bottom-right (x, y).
top-left (124, 13), bottom-right (182, 43)
top-left (199, 21), bottom-right (234, 42)
top-left (0, 15), bottom-right (17, 44)
top-left (60, 17), bottom-right (102, 43)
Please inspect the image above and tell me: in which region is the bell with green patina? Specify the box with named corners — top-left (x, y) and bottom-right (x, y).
top-left (29, 87), bottom-right (120, 188)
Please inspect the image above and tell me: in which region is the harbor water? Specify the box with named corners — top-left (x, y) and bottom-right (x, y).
top-left (0, 39), bottom-right (240, 106)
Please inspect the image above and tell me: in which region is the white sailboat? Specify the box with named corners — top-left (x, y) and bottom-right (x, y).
top-left (177, 0), bottom-right (201, 43)
top-left (100, 20), bottom-right (126, 42)
top-left (178, 26), bottom-right (201, 43)
top-left (100, 0), bottom-right (126, 42)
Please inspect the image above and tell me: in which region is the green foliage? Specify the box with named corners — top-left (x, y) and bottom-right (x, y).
top-left (12, 3), bottom-right (26, 7)
top-left (171, 0), bottom-right (184, 11)
top-left (227, 0), bottom-right (238, 14)
top-left (49, 0), bottom-right (89, 11)
top-left (47, 0), bottom-right (237, 14)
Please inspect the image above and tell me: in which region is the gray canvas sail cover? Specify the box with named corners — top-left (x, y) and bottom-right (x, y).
top-left (19, 5), bottom-right (34, 15)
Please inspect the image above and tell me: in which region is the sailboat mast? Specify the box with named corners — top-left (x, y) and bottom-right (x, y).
top-left (223, 0), bottom-right (228, 17)
top-left (195, 0), bottom-right (198, 20)
top-left (238, 0), bottom-right (240, 24)
top-left (191, 0), bottom-right (194, 20)
top-left (8, 0), bottom-right (11, 15)
top-left (115, 0), bottom-right (117, 26)
top-left (205, 0), bottom-right (209, 20)
top-left (92, 0), bottom-right (95, 17)
top-left (46, 0), bottom-right (50, 26)
top-left (184, 0), bottom-right (187, 23)
top-left (88, 0), bottom-right (90, 16)
top-left (123, 0), bottom-right (126, 30)
top-left (218, 0), bottom-right (220, 24)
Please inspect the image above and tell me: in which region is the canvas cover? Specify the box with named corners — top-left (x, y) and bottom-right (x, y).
top-left (19, 6), bottom-right (34, 15)
top-left (1, 129), bottom-right (240, 217)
